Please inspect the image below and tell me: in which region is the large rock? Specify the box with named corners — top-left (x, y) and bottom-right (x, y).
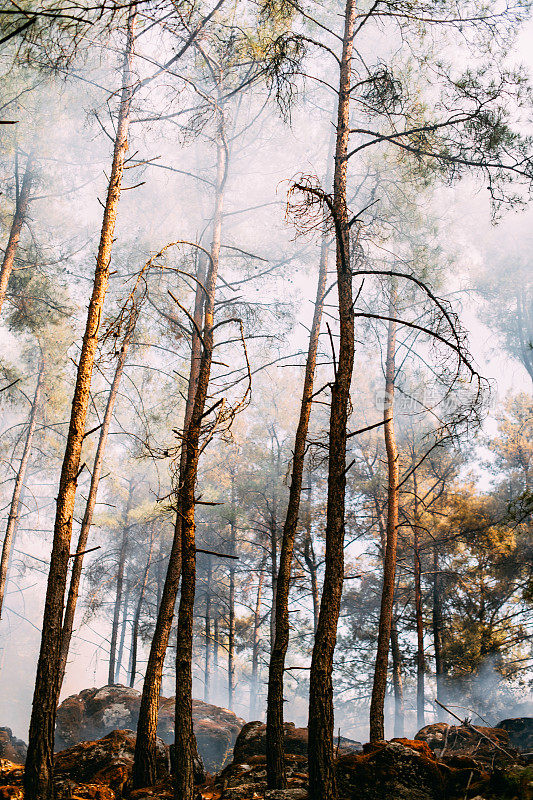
top-left (232, 721), bottom-right (361, 764)
top-left (415, 722), bottom-right (519, 766)
top-left (498, 718), bottom-right (533, 753)
top-left (0, 730), bottom-right (26, 764)
top-left (56, 686), bottom-right (244, 772)
top-left (336, 739), bottom-right (445, 800)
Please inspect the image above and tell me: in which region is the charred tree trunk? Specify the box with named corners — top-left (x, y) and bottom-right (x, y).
top-left (0, 148), bottom-right (35, 316)
top-left (308, 3), bottom-right (356, 796)
top-left (228, 473), bottom-right (236, 711)
top-left (0, 357), bottom-right (43, 618)
top-left (204, 556), bottom-right (212, 703)
top-left (390, 616), bottom-right (405, 737)
top-left (129, 528), bottom-right (154, 688)
top-left (267, 230), bottom-right (329, 788)
top-left (174, 114), bottom-right (227, 800)
top-left (59, 310), bottom-right (137, 687)
top-left (369, 285), bottom-right (399, 742)
top-left (303, 483), bottom-right (319, 635)
top-left (432, 544), bottom-right (445, 703)
top-left (132, 258), bottom-right (207, 788)
top-left (23, 14), bottom-right (135, 800)
top-left (213, 611), bottom-right (219, 695)
top-left (250, 555), bottom-right (266, 719)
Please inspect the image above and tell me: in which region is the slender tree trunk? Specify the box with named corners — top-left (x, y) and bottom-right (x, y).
top-left (23, 15), bottom-right (135, 800)
top-left (308, 3), bottom-right (356, 796)
top-left (432, 544), bottom-right (445, 704)
top-left (59, 310), bottom-right (137, 687)
top-left (227, 472), bottom-right (236, 711)
top-left (269, 514), bottom-right (278, 651)
top-left (267, 230), bottom-right (329, 788)
top-left (250, 555), bottom-right (266, 719)
top-left (133, 257), bottom-right (207, 789)
top-left (390, 617), bottom-right (405, 737)
top-left (174, 114), bottom-right (227, 800)
top-left (130, 528), bottom-right (154, 688)
top-left (0, 148), bottom-right (34, 316)
top-left (213, 612), bottom-right (219, 696)
top-left (116, 579), bottom-right (131, 684)
top-left (0, 358), bottom-right (43, 618)
top-left (413, 473), bottom-right (425, 731)
top-left (204, 556), bottom-right (212, 702)
top-left (109, 483), bottom-right (135, 686)
top-left (303, 483), bottom-right (319, 635)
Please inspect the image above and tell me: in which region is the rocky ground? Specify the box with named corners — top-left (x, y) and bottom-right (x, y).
top-left (2, 687), bottom-right (533, 799)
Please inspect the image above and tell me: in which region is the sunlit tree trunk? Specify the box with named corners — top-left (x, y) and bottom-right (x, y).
top-left (267, 230), bottom-right (329, 788)
top-left (0, 357), bottom-right (43, 618)
top-left (308, 2), bottom-right (356, 795)
top-left (23, 14), bottom-right (135, 800)
top-left (174, 113), bottom-right (227, 800)
top-left (0, 148), bottom-right (34, 316)
top-left (129, 527), bottom-right (154, 688)
top-left (58, 310), bottom-right (137, 688)
top-left (250, 555), bottom-right (266, 719)
top-left (369, 284), bottom-right (399, 742)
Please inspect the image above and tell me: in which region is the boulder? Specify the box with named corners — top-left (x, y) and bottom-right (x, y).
top-left (415, 722), bottom-right (519, 767)
top-left (497, 719), bottom-right (533, 754)
top-left (56, 686), bottom-right (245, 772)
top-left (336, 739), bottom-right (445, 800)
top-left (232, 721), bottom-right (361, 765)
top-left (0, 731), bottom-right (26, 765)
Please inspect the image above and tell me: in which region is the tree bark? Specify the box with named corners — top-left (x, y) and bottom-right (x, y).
top-left (23, 14), bottom-right (135, 800)
top-left (0, 357), bottom-right (43, 618)
top-left (174, 114), bottom-right (227, 800)
top-left (308, 3), bottom-right (356, 796)
top-left (58, 310), bottom-right (137, 688)
top-left (116, 578), bottom-right (131, 684)
top-left (129, 527), bottom-right (154, 688)
top-left (432, 544), bottom-right (445, 703)
top-left (369, 284), bottom-right (399, 742)
top-left (0, 148), bottom-right (34, 316)
top-left (267, 229), bottom-right (329, 788)
top-left (303, 482), bottom-right (319, 635)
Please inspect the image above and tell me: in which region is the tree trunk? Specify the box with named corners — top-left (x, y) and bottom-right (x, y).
top-left (132, 258), bottom-right (207, 789)
top-left (108, 483), bottom-right (135, 686)
top-left (204, 556), bottom-right (212, 702)
top-left (115, 579), bottom-right (131, 684)
top-left (58, 310), bottom-right (137, 688)
top-left (228, 474), bottom-right (236, 711)
top-left (432, 544), bottom-right (445, 703)
top-left (390, 616), bottom-right (405, 737)
top-left (174, 114), bottom-right (227, 800)
top-left (250, 555), bottom-right (266, 719)
top-left (23, 14), bottom-right (135, 800)
top-left (303, 482), bottom-right (319, 635)
top-left (267, 229), bottom-right (329, 788)
top-left (369, 284), bottom-right (399, 742)
top-left (413, 473), bottom-right (425, 731)
top-left (0, 357), bottom-right (43, 618)
top-left (308, 2), bottom-right (356, 796)
top-left (130, 528), bottom-right (154, 688)
top-left (213, 612), bottom-right (219, 697)
top-left (0, 148), bottom-right (34, 316)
